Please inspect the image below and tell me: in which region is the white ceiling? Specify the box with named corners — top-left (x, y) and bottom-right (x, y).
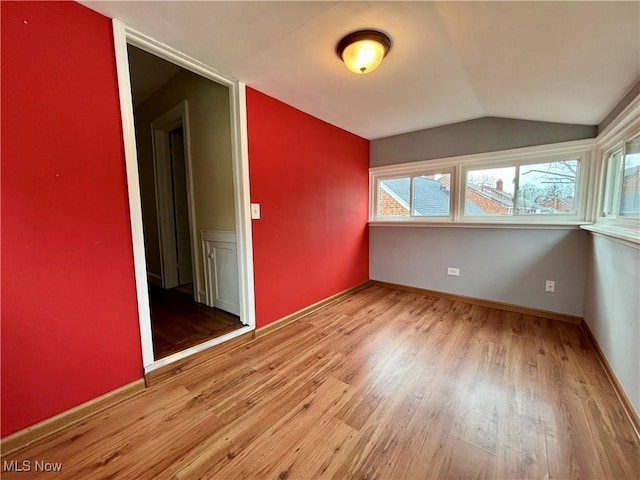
top-left (82, 1), bottom-right (640, 140)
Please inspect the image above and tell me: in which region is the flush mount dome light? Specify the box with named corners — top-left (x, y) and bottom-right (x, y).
top-left (336, 29), bottom-right (392, 74)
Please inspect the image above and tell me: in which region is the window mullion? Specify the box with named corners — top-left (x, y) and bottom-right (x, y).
top-left (513, 165), bottom-right (520, 216)
top-left (452, 166), bottom-right (460, 221)
top-left (612, 145), bottom-right (625, 216)
top-left (409, 176), bottom-right (415, 216)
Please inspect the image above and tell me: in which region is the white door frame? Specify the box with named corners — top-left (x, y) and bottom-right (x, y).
top-left (112, 20), bottom-right (256, 372)
top-left (151, 101), bottom-right (199, 296)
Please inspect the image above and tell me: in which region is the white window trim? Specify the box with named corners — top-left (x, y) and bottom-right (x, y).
top-left (459, 152), bottom-right (587, 223)
top-left (588, 93), bottom-right (640, 245)
top-left (374, 167), bottom-right (456, 221)
top-left (370, 139), bottom-right (595, 226)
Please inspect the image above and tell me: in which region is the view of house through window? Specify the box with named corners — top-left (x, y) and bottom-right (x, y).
top-left (465, 166), bottom-right (515, 215)
top-left (378, 177), bottom-right (410, 217)
top-left (378, 173), bottom-right (452, 217)
top-left (602, 132), bottom-right (640, 219)
top-left (464, 160), bottom-right (579, 217)
top-left (412, 174), bottom-right (451, 216)
top-left (603, 149), bottom-right (623, 217)
top-left (621, 134), bottom-right (640, 216)
top-left (517, 160), bottom-right (578, 215)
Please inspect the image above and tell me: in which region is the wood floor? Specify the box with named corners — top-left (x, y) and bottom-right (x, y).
top-left (150, 286), bottom-right (244, 359)
top-left (3, 285), bottom-right (638, 479)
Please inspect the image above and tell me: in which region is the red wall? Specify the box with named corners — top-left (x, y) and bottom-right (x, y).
top-left (246, 88), bottom-right (369, 328)
top-left (1, 1), bottom-right (370, 437)
top-left (1, 1), bottom-right (143, 437)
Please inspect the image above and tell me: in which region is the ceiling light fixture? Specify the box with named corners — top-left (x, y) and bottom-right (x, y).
top-left (336, 29), bottom-right (392, 75)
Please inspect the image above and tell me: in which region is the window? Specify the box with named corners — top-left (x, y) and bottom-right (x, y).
top-left (369, 140), bottom-right (592, 225)
top-left (600, 131), bottom-right (640, 222)
top-left (378, 177), bottom-right (410, 217)
top-left (412, 174), bottom-right (451, 217)
top-left (581, 96), bottom-right (639, 243)
top-left (620, 134), bottom-right (640, 217)
top-left (376, 171), bottom-right (453, 219)
top-left (462, 159), bottom-right (580, 219)
top-left (517, 160), bottom-right (579, 215)
top-left (464, 166), bottom-right (515, 216)
top-left (585, 127), bottom-right (640, 243)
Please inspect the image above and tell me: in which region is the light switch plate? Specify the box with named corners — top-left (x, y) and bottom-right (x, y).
top-left (250, 203), bottom-right (260, 220)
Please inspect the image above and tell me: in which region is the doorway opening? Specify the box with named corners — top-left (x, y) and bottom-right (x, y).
top-left (126, 44), bottom-right (246, 361)
top-left (157, 124), bottom-right (193, 295)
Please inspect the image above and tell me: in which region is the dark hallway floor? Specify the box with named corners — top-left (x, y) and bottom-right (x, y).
top-left (150, 285), bottom-right (244, 359)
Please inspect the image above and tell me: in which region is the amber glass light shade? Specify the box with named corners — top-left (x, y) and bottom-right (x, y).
top-left (336, 30), bottom-right (391, 74)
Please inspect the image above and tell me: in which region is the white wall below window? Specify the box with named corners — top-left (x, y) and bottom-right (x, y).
top-left (370, 226), bottom-right (589, 316)
top-left (584, 235), bottom-right (640, 415)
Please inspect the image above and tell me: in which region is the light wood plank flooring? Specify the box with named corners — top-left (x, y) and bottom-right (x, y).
top-left (2, 285), bottom-right (638, 479)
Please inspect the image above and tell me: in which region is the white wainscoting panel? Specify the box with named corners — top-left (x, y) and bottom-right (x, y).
top-left (202, 230), bottom-right (241, 317)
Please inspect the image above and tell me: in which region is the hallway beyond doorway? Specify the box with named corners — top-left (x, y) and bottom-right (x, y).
top-left (150, 285), bottom-right (244, 359)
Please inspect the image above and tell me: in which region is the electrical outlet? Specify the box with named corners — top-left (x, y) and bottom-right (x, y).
top-left (545, 280), bottom-right (555, 293)
top-left (447, 267), bottom-right (460, 277)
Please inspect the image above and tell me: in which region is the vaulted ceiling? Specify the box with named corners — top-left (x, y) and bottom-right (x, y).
top-left (82, 1), bottom-right (640, 140)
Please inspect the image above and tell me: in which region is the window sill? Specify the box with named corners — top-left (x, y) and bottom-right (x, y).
top-left (580, 224), bottom-right (640, 249)
top-left (368, 221), bottom-right (589, 230)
